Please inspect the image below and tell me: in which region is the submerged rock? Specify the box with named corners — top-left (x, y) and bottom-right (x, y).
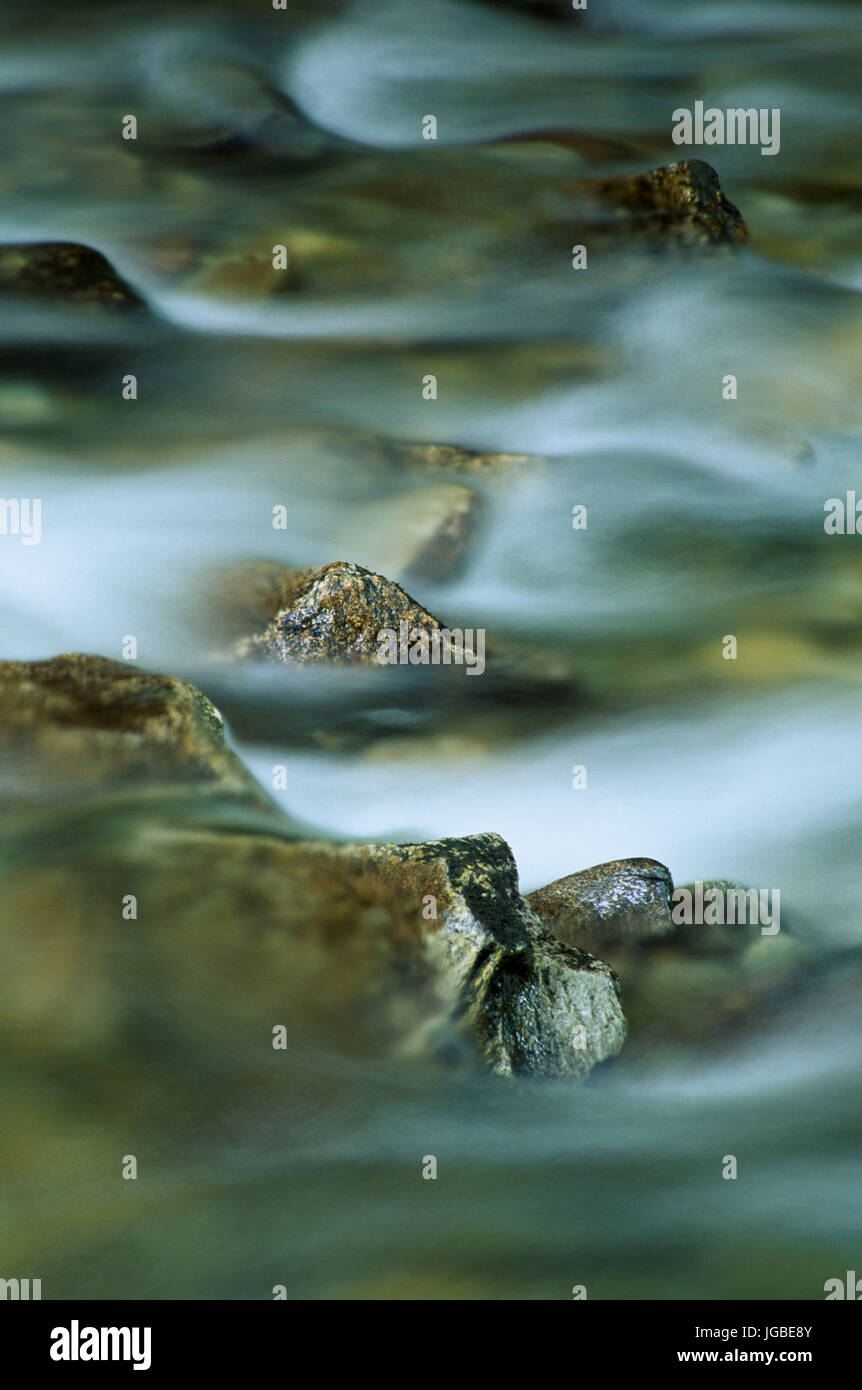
top-left (0, 653), bottom-right (271, 810)
top-left (340, 484), bottom-right (482, 585)
top-left (385, 440), bottom-right (541, 482)
top-left (0, 243), bottom-right (147, 310)
top-left (183, 227), bottom-right (372, 299)
top-left (174, 154), bottom-right (746, 313)
top-left (138, 54), bottom-right (342, 165)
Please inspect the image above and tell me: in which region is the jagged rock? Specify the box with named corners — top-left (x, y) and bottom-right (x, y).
top-left (0, 243), bottom-right (147, 311)
top-left (346, 833), bottom-right (626, 1076)
top-left (207, 560), bottom-right (586, 752)
top-left (225, 560), bottom-right (482, 667)
top-left (0, 653), bottom-right (271, 810)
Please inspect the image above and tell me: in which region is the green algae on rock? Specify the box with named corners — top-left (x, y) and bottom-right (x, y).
top-left (0, 243), bottom-right (148, 311)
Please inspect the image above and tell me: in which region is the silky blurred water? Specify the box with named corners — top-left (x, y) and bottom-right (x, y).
top-left (1, 0), bottom-right (862, 1299)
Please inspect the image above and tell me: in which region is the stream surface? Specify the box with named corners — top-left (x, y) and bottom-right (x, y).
top-left (1, 0), bottom-right (861, 1299)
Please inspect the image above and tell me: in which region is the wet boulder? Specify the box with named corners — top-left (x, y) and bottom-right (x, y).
top-left (572, 159), bottom-right (749, 248)
top-left (223, 560), bottom-right (483, 668)
top-left (101, 828), bottom-right (626, 1079)
top-left (0, 243), bottom-right (148, 311)
top-left (206, 559), bottom-right (584, 751)
top-left (528, 861), bottom-right (808, 1051)
top-left (0, 653), bottom-right (272, 811)
top-left (527, 858), bottom-right (674, 955)
top-left (344, 832), bottom-right (626, 1077)
top-left (0, 824), bottom-right (628, 1081)
top-left (0, 656), bottom-right (624, 1080)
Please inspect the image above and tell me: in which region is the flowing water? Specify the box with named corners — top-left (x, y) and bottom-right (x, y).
top-left (2, 0), bottom-right (862, 1299)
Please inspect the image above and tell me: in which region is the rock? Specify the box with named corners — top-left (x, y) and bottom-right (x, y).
top-left (528, 862), bottom-right (808, 1051)
top-left (0, 653), bottom-right (272, 811)
top-left (572, 159), bottom-right (748, 248)
top-left (225, 560), bottom-right (483, 667)
top-left (0, 655), bottom-right (626, 1079)
top-left (527, 858), bottom-right (675, 955)
top-left (167, 829), bottom-right (624, 1078)
top-left (355, 832), bottom-right (626, 1077)
top-left (182, 228), bottom-right (371, 299)
top-left (619, 879), bottom-right (809, 1048)
top-left (174, 155), bottom-right (745, 313)
top-left (20, 826), bottom-right (626, 1082)
top-left (385, 440), bottom-right (540, 481)
top-left (0, 243), bottom-right (147, 311)
top-left (206, 560), bottom-right (585, 752)
top-left (339, 484), bottom-right (482, 585)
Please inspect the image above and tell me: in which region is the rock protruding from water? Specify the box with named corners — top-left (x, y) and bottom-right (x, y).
top-left (226, 560), bottom-right (479, 666)
top-left (0, 654), bottom-right (625, 1080)
top-left (575, 159), bottom-right (748, 248)
top-left (0, 653), bottom-right (271, 810)
top-left (527, 858), bottom-right (675, 954)
top-left (344, 832), bottom-right (626, 1077)
top-left (0, 243), bottom-right (148, 310)
top-left (528, 860), bottom-right (808, 1050)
